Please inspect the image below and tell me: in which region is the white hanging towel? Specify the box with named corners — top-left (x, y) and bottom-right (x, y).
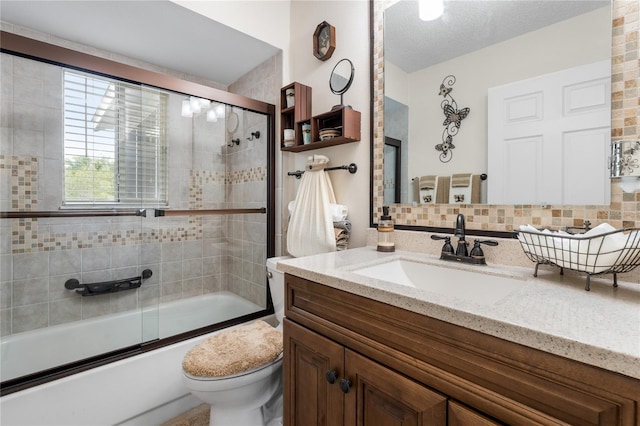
top-left (287, 155), bottom-right (338, 257)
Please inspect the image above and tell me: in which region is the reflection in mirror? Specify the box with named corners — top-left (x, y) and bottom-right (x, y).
top-left (330, 58), bottom-right (355, 109)
top-left (384, 137), bottom-right (402, 204)
top-left (382, 0), bottom-right (611, 206)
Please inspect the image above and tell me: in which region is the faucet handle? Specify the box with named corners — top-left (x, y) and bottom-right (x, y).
top-left (470, 239), bottom-right (499, 258)
top-left (431, 235), bottom-right (454, 254)
top-left (470, 241), bottom-right (484, 258)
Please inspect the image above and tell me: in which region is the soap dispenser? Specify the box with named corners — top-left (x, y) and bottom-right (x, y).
top-left (377, 206), bottom-right (395, 252)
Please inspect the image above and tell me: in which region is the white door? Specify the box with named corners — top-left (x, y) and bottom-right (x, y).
top-left (488, 60), bottom-right (611, 205)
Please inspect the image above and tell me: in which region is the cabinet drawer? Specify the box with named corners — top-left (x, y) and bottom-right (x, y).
top-left (448, 401), bottom-right (502, 426)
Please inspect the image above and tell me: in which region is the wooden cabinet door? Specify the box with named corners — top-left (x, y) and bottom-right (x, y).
top-left (284, 319), bottom-right (344, 426)
top-left (448, 401), bottom-right (502, 426)
top-left (344, 349), bottom-right (447, 426)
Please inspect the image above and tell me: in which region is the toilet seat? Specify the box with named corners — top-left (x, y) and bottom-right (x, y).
top-left (184, 352), bottom-right (283, 381)
top-left (183, 320), bottom-right (283, 378)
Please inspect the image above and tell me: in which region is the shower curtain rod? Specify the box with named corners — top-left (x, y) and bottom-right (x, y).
top-left (0, 209), bottom-right (147, 219)
top-left (287, 162), bottom-right (358, 179)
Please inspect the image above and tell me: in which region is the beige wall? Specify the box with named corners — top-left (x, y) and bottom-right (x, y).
top-left (385, 61), bottom-right (408, 105)
top-left (284, 0), bottom-right (372, 250)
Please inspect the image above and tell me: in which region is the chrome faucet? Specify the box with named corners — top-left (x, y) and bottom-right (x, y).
top-left (454, 213), bottom-right (468, 256)
top-left (430, 213), bottom-right (499, 265)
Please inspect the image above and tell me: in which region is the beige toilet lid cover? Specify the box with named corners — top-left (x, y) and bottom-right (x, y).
top-left (183, 320), bottom-right (283, 377)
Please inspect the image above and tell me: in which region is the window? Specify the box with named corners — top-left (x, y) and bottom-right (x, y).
top-left (63, 70), bottom-right (168, 206)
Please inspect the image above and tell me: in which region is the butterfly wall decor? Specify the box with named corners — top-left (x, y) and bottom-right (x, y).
top-left (435, 75), bottom-right (470, 163)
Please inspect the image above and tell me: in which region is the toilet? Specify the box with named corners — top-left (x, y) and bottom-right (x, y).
top-left (182, 256), bottom-right (290, 426)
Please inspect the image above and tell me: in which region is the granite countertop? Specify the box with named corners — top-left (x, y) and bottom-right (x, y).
top-left (277, 246), bottom-right (640, 380)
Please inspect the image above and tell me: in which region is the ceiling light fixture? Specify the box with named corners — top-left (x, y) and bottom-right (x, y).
top-left (181, 99), bottom-right (193, 118)
top-left (199, 98), bottom-right (211, 109)
top-left (419, 0), bottom-right (444, 21)
top-left (214, 104), bottom-right (226, 118)
top-left (189, 96), bottom-right (202, 114)
top-left (181, 97), bottom-right (222, 121)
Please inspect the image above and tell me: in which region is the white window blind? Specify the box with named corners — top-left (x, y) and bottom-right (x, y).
top-left (63, 70), bottom-right (168, 206)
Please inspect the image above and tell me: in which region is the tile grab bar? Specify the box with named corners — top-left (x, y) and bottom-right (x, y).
top-left (0, 209), bottom-right (147, 219)
top-left (65, 269), bottom-right (153, 297)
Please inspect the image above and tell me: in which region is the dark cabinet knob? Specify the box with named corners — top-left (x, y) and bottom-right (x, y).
top-left (325, 370), bottom-right (338, 384)
top-left (339, 378), bottom-right (352, 394)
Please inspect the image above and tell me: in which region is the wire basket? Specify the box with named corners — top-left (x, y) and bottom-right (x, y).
top-left (517, 226), bottom-right (640, 291)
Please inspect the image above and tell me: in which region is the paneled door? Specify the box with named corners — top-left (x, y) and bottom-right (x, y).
top-left (284, 320), bottom-right (344, 426)
top-left (487, 60), bottom-right (610, 205)
top-left (343, 349), bottom-right (447, 426)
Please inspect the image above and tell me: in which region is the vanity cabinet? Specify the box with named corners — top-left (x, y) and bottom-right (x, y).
top-left (283, 274), bottom-right (640, 425)
top-left (284, 320), bottom-right (447, 425)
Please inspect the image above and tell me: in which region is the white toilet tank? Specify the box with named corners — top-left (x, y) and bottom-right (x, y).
top-left (266, 256), bottom-right (290, 324)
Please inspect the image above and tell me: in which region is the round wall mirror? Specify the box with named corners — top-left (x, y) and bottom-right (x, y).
top-left (330, 58), bottom-right (354, 109)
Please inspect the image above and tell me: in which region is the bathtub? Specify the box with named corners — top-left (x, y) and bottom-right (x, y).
top-left (1, 291), bottom-right (267, 426)
top-left (1, 291), bottom-right (262, 382)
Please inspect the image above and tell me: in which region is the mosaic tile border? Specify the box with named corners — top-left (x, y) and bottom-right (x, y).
top-left (0, 155), bottom-right (38, 211)
top-left (227, 167), bottom-right (267, 185)
top-left (372, 0), bottom-right (640, 232)
top-left (2, 156), bottom-right (265, 253)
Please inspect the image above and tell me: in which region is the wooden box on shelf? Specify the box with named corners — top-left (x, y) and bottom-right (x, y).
top-left (280, 82), bottom-right (312, 149)
top-left (284, 106), bottom-right (361, 153)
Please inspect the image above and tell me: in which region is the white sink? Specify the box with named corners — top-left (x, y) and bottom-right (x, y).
top-left (350, 258), bottom-right (523, 304)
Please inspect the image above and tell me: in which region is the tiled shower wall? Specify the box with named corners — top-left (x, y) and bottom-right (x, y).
top-left (227, 53), bottom-right (282, 303)
top-left (0, 32), bottom-right (272, 336)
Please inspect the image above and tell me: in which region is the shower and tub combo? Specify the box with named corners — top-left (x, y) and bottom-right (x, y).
top-left (0, 31), bottom-right (277, 424)
top-left (0, 292), bottom-right (263, 383)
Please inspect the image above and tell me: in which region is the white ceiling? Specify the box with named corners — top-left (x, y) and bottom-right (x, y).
top-left (385, 0), bottom-right (610, 73)
top-left (1, 1), bottom-right (611, 84)
top-left (0, 0), bottom-right (280, 86)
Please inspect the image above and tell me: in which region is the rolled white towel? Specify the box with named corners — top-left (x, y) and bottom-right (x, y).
top-left (581, 223), bottom-right (617, 238)
top-left (330, 204), bottom-right (349, 222)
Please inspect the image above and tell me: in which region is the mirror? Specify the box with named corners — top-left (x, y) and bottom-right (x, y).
top-left (379, 0), bottom-right (612, 207)
top-left (330, 58), bottom-right (355, 110)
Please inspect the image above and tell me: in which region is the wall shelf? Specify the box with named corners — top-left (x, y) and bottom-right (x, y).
top-left (282, 106), bottom-right (361, 152)
top-left (280, 82), bottom-right (312, 149)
